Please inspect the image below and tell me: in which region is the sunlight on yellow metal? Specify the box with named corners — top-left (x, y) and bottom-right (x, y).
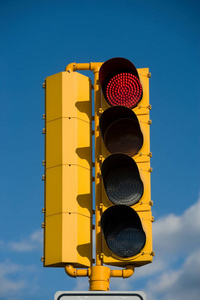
top-left (43, 60), bottom-right (154, 291)
top-left (99, 65), bottom-right (154, 267)
top-left (89, 266), bottom-right (110, 291)
top-left (66, 62), bottom-right (104, 268)
top-left (43, 71), bottom-right (92, 268)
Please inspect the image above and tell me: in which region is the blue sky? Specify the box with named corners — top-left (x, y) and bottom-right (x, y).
top-left (0, 0), bottom-right (200, 299)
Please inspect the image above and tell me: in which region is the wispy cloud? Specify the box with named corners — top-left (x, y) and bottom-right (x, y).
top-left (146, 248), bottom-right (200, 300)
top-left (0, 259), bottom-right (38, 300)
top-left (108, 197), bottom-right (200, 300)
top-left (0, 229), bottom-right (42, 253)
top-left (135, 198), bottom-right (200, 300)
top-left (153, 198), bottom-right (200, 257)
top-left (0, 230), bottom-right (43, 300)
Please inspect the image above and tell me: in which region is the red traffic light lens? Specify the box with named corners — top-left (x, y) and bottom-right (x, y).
top-left (106, 73), bottom-right (143, 108)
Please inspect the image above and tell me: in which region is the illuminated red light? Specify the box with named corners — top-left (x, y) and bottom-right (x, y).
top-left (105, 73), bottom-right (143, 108)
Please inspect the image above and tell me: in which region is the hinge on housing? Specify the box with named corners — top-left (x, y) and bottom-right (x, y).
top-left (100, 253), bottom-right (104, 260)
top-left (42, 128), bottom-right (46, 134)
top-left (138, 152), bottom-right (152, 157)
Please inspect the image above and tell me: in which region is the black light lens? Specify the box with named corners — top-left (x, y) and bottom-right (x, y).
top-left (99, 106), bottom-right (143, 157)
top-left (101, 206), bottom-right (146, 258)
top-left (105, 166), bottom-right (143, 206)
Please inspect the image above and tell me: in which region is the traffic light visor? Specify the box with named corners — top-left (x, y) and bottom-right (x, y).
top-left (99, 58), bottom-right (143, 108)
top-left (101, 205), bottom-right (146, 258)
top-left (101, 154), bottom-right (144, 206)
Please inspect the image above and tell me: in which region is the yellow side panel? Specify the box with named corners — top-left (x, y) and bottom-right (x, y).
top-left (45, 164), bottom-right (91, 217)
top-left (46, 117), bottom-right (91, 170)
top-left (44, 71), bottom-right (92, 267)
top-left (46, 71), bottom-right (91, 123)
top-left (45, 213), bottom-right (92, 268)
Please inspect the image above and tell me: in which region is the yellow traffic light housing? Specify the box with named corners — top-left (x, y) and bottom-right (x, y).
top-left (98, 58), bottom-right (153, 267)
top-left (43, 71), bottom-right (92, 268)
top-left (42, 58), bottom-right (154, 291)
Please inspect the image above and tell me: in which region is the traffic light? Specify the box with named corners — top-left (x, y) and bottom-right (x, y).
top-left (42, 71), bottom-right (92, 268)
top-left (98, 58), bottom-right (153, 267)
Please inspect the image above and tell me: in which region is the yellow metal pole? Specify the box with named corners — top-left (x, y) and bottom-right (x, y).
top-left (93, 68), bottom-right (102, 267)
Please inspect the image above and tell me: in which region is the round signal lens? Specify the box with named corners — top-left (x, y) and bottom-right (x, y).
top-left (106, 223), bottom-right (146, 258)
top-left (101, 205), bottom-right (146, 258)
top-left (104, 118), bottom-right (143, 157)
top-left (105, 166), bottom-right (144, 206)
top-left (106, 73), bottom-right (143, 108)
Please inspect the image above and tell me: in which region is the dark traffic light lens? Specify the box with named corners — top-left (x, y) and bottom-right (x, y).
top-left (106, 224), bottom-right (146, 258)
top-left (104, 118), bottom-right (143, 157)
top-left (101, 205), bottom-right (146, 258)
top-left (106, 73), bottom-right (143, 108)
top-left (105, 166), bottom-right (144, 206)
top-left (99, 106), bottom-right (144, 157)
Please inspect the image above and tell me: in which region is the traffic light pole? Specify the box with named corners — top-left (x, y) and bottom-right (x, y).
top-left (64, 62), bottom-right (136, 291)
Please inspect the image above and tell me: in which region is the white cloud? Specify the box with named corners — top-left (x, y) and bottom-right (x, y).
top-left (72, 199), bottom-right (200, 298)
top-left (0, 230), bottom-right (43, 299)
top-left (136, 198), bottom-right (200, 300)
top-left (0, 259), bottom-right (38, 300)
top-left (153, 198), bottom-right (200, 257)
top-left (146, 248), bottom-right (200, 300)
top-left (0, 229), bottom-right (43, 252)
